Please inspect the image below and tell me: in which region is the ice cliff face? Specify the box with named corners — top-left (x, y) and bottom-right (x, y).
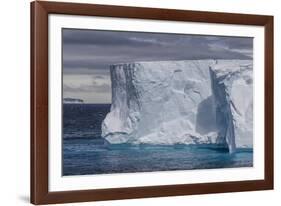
top-left (101, 60), bottom-right (253, 153)
top-left (210, 61), bottom-right (253, 151)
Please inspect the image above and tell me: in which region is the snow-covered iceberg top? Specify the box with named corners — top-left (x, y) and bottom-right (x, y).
top-left (101, 60), bottom-right (253, 153)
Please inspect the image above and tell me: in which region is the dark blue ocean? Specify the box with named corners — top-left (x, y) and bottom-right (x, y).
top-left (63, 104), bottom-right (253, 176)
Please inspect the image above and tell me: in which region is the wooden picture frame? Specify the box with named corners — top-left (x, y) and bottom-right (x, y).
top-left (31, 0), bottom-right (274, 204)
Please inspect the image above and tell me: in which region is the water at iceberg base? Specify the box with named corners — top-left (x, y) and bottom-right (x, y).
top-left (63, 104), bottom-right (253, 176)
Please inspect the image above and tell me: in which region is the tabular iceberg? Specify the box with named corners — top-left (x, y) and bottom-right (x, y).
top-left (101, 60), bottom-right (253, 153)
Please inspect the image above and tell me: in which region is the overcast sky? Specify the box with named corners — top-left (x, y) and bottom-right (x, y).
top-left (63, 28), bottom-right (253, 103)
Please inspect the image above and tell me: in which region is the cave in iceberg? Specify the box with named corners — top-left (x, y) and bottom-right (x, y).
top-left (101, 60), bottom-right (253, 153)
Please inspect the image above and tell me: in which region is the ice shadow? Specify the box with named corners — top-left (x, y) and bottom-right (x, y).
top-left (195, 96), bottom-right (217, 135)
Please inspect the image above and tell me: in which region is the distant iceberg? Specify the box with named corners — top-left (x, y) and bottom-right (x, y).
top-left (63, 98), bottom-right (84, 104)
top-left (101, 60), bottom-right (253, 153)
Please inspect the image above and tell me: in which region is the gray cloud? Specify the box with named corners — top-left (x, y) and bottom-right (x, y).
top-left (211, 37), bottom-right (253, 50)
top-left (63, 29), bottom-right (253, 75)
top-left (63, 82), bottom-right (110, 94)
top-left (62, 28), bottom-right (253, 102)
top-left (63, 29), bottom-right (166, 47)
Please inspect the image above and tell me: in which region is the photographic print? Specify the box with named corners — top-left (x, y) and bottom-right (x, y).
top-left (31, 2), bottom-right (273, 204)
top-left (62, 29), bottom-right (253, 176)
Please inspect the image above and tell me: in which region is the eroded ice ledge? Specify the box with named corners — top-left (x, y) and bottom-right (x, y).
top-left (101, 60), bottom-right (253, 153)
